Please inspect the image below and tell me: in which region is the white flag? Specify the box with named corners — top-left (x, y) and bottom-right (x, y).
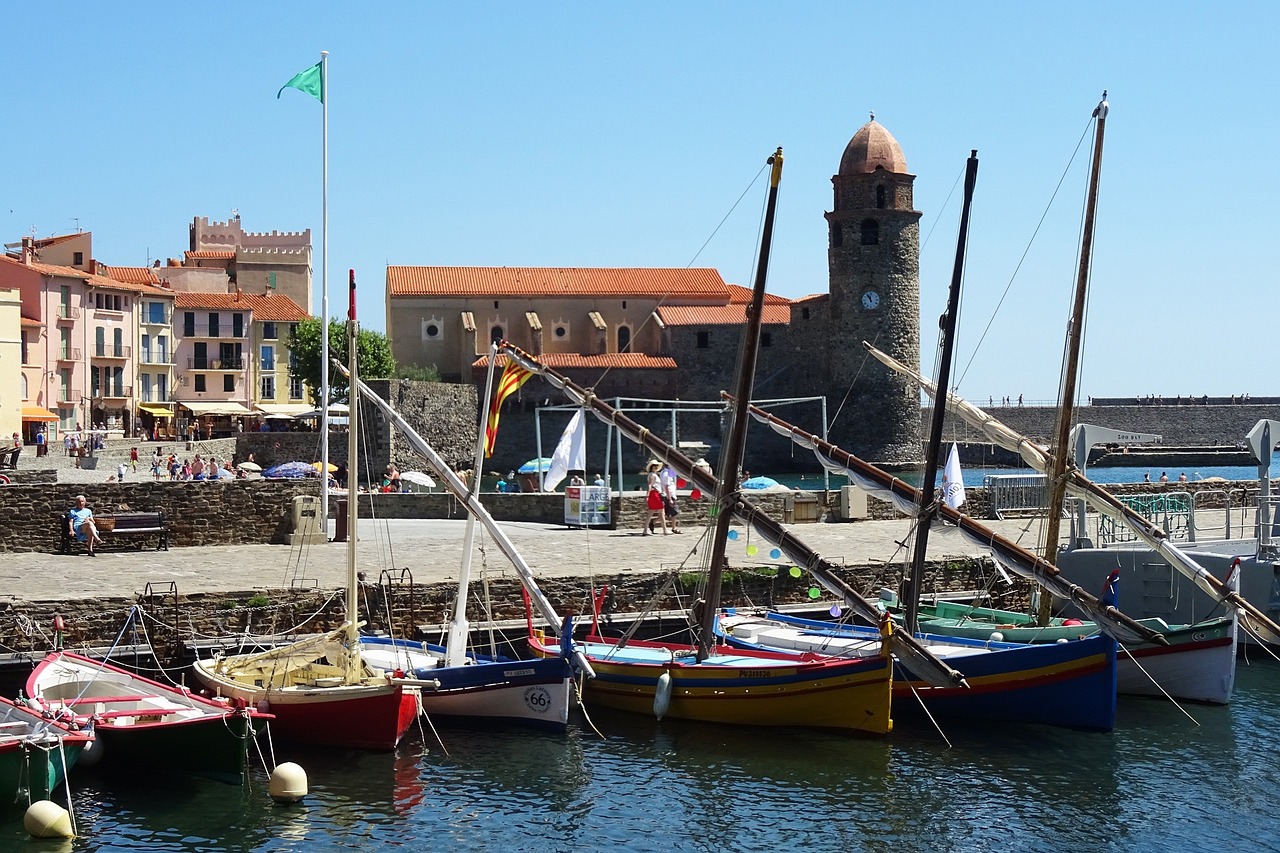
top-left (942, 442), bottom-right (966, 509)
top-left (543, 409), bottom-right (586, 492)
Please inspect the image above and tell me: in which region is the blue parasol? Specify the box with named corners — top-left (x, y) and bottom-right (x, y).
top-left (741, 476), bottom-right (784, 490)
top-left (517, 458), bottom-right (554, 474)
top-left (263, 461), bottom-right (316, 479)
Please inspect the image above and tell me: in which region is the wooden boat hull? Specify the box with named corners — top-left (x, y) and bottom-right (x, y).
top-left (0, 698), bottom-right (90, 807)
top-left (722, 613), bottom-right (1117, 731)
top-left (27, 651), bottom-right (269, 784)
top-left (192, 660), bottom-right (418, 751)
top-left (532, 634), bottom-right (893, 735)
top-left (361, 637), bottom-right (574, 731)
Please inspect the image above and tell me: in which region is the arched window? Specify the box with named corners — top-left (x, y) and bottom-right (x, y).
top-left (21, 373), bottom-right (27, 399)
top-left (876, 184), bottom-right (887, 209)
top-left (860, 218), bottom-right (879, 245)
top-left (490, 326), bottom-right (504, 344)
top-left (618, 326), bottom-right (632, 353)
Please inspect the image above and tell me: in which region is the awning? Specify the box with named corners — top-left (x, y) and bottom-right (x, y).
top-left (138, 404), bottom-right (175, 417)
top-left (21, 406), bottom-right (60, 422)
top-left (179, 401), bottom-right (254, 416)
top-left (254, 403), bottom-right (314, 418)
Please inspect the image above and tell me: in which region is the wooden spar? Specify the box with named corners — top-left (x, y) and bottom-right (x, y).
top-left (734, 397), bottom-right (1164, 645)
top-left (494, 342), bottom-right (969, 688)
top-left (698, 147), bottom-right (784, 662)
top-left (904, 150), bottom-right (978, 635)
top-left (1040, 92), bottom-right (1108, 623)
top-left (344, 268), bottom-right (360, 683)
top-left (862, 342), bottom-right (1280, 640)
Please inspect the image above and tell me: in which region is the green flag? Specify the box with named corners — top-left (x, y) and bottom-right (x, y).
top-left (278, 62), bottom-right (323, 103)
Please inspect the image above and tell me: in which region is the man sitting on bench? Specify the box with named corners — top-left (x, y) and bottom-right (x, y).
top-left (67, 494), bottom-right (104, 557)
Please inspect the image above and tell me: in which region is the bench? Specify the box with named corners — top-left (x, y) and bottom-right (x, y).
top-left (0, 446), bottom-right (19, 469)
top-left (59, 510), bottom-right (170, 554)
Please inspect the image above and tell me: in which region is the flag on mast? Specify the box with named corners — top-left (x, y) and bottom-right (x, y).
top-left (942, 442), bottom-right (966, 509)
top-left (484, 361), bottom-right (533, 457)
top-left (278, 62), bottom-right (324, 102)
top-left (543, 409), bottom-right (586, 492)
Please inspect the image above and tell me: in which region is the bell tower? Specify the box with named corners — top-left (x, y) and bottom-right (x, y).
top-left (823, 115), bottom-right (922, 463)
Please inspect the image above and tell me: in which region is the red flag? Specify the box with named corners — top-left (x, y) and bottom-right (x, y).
top-left (484, 361), bottom-right (532, 457)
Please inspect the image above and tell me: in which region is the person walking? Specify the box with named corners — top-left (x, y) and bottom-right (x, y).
top-left (130, 446), bottom-right (139, 472)
top-left (660, 466), bottom-right (683, 533)
top-left (644, 460), bottom-right (667, 535)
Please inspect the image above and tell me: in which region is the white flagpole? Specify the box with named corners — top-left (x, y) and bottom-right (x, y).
top-left (319, 49), bottom-right (330, 535)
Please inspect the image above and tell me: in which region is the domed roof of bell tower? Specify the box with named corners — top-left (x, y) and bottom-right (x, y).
top-left (838, 114), bottom-right (908, 176)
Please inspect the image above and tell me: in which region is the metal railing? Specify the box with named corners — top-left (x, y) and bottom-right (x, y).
top-left (57, 347), bottom-right (81, 361)
top-left (57, 306), bottom-right (80, 320)
top-left (985, 473), bottom-right (1050, 519)
top-left (139, 352), bottom-right (173, 365)
top-left (60, 387), bottom-right (82, 403)
top-left (1096, 491), bottom-right (1193, 545)
top-left (180, 324), bottom-right (247, 339)
top-left (96, 387), bottom-right (133, 399)
top-left (92, 345), bottom-right (131, 359)
top-left (187, 358), bottom-right (245, 370)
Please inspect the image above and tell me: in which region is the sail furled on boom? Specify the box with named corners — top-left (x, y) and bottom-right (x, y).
top-left (495, 341), bottom-right (968, 689)
top-left (737, 397), bottom-right (1162, 646)
top-left (862, 341), bottom-right (1280, 640)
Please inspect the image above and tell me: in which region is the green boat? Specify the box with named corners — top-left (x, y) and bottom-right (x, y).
top-left (0, 696), bottom-right (92, 806)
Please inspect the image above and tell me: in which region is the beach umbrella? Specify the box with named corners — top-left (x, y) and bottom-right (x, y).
top-left (264, 461), bottom-right (315, 479)
top-left (237, 461), bottom-right (262, 472)
top-left (741, 476), bottom-right (788, 491)
top-left (214, 466), bottom-right (235, 480)
top-left (312, 461), bottom-right (338, 473)
top-left (518, 458), bottom-right (554, 474)
top-left (400, 471), bottom-right (436, 488)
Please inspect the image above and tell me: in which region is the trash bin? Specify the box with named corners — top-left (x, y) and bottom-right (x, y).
top-left (333, 499), bottom-right (349, 542)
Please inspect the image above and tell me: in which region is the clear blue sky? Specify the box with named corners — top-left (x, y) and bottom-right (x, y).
top-left (6, 2), bottom-right (1277, 404)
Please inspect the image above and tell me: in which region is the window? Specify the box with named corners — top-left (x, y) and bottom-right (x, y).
top-left (20, 331), bottom-right (29, 364)
top-left (91, 366), bottom-right (101, 398)
top-left (289, 377), bottom-right (304, 400)
top-left (261, 345), bottom-right (275, 371)
top-left (193, 342), bottom-right (208, 370)
top-left (183, 312), bottom-right (196, 337)
top-left (194, 375), bottom-right (206, 392)
top-left (860, 218), bottom-right (879, 245)
top-left (21, 373), bottom-right (27, 398)
top-left (761, 332), bottom-right (773, 348)
top-left (262, 322), bottom-right (277, 340)
top-left (554, 325), bottom-right (567, 339)
top-left (157, 335), bottom-right (168, 363)
top-left (223, 374), bottom-right (235, 392)
top-left (141, 334), bottom-right (151, 363)
top-left (493, 301), bottom-right (499, 309)
top-left (113, 327), bottom-right (123, 357)
top-left (95, 327), bottom-right (105, 357)
top-left (261, 375), bottom-right (276, 400)
top-left (289, 323), bottom-right (298, 339)
top-left (422, 319), bottom-right (441, 340)
top-left (208, 312), bottom-right (219, 337)
top-left (60, 328), bottom-right (70, 359)
top-left (59, 369), bottom-right (71, 402)
top-left (696, 331), bottom-right (709, 349)
top-left (141, 373), bottom-right (153, 402)
top-left (147, 301), bottom-right (166, 324)
top-left (111, 366), bottom-right (123, 396)
top-left (622, 301), bottom-right (628, 309)
top-left (232, 313), bottom-right (244, 337)
top-left (802, 307), bottom-right (811, 320)
top-left (491, 326), bottom-right (504, 344)
top-left (618, 326), bottom-right (631, 353)
top-left (876, 184), bottom-right (887, 209)
top-left (157, 374), bottom-right (167, 402)
top-left (73, 251), bottom-right (84, 266)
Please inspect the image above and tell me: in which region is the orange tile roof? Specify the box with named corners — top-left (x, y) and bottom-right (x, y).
top-left (32, 233), bottom-right (83, 248)
top-left (474, 352), bottom-right (678, 370)
top-left (20, 315), bottom-right (43, 328)
top-left (656, 304), bottom-right (791, 326)
top-left (725, 282), bottom-right (791, 305)
top-left (99, 265), bottom-right (162, 285)
top-left (172, 290), bottom-right (309, 321)
top-left (792, 293), bottom-right (828, 305)
top-left (388, 267), bottom-right (730, 299)
top-left (10, 257), bottom-right (169, 295)
top-left (185, 250), bottom-right (235, 259)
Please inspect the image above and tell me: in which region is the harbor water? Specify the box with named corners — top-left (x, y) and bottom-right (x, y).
top-left (4, 656), bottom-right (1279, 852)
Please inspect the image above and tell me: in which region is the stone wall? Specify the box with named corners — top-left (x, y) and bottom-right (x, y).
top-left (0, 480), bottom-right (314, 553)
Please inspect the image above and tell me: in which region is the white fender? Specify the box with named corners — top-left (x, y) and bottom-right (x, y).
top-left (653, 671), bottom-right (672, 720)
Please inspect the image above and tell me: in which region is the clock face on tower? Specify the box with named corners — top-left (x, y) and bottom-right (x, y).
top-left (861, 290), bottom-right (881, 310)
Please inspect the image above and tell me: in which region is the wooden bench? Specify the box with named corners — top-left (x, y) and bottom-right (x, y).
top-left (59, 510), bottom-right (170, 554)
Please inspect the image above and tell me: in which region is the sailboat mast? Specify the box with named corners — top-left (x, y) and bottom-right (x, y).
top-left (903, 150), bottom-right (979, 635)
top-left (697, 147), bottom-right (783, 662)
top-left (344, 269), bottom-right (360, 670)
top-left (1040, 92), bottom-right (1108, 620)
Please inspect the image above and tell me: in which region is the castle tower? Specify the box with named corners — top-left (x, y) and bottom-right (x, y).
top-left (823, 115), bottom-right (922, 462)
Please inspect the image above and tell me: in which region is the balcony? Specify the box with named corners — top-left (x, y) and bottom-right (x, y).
top-left (181, 324), bottom-right (247, 339)
top-left (56, 306), bottom-right (80, 322)
top-left (92, 345), bottom-right (131, 359)
top-left (60, 387), bottom-right (82, 403)
top-left (57, 348), bottom-right (81, 362)
top-left (188, 358), bottom-right (245, 370)
top-left (139, 352), bottom-right (173, 365)
top-left (96, 387), bottom-right (133, 400)
top-left (140, 311), bottom-right (173, 326)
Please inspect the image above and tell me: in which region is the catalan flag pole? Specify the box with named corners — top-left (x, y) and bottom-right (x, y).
top-left (485, 358), bottom-right (533, 458)
top-left (280, 51), bottom-right (330, 529)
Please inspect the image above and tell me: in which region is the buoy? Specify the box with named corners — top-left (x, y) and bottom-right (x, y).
top-left (653, 671), bottom-right (672, 720)
top-left (24, 800), bottom-right (73, 838)
top-left (988, 631), bottom-right (1005, 643)
top-left (269, 762), bottom-right (308, 804)
top-left (77, 734), bottom-right (103, 768)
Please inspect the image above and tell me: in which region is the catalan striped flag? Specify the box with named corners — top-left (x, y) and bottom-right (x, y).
top-left (484, 361), bottom-right (533, 457)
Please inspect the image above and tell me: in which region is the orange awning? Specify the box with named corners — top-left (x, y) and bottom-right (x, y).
top-left (21, 406), bottom-right (59, 422)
